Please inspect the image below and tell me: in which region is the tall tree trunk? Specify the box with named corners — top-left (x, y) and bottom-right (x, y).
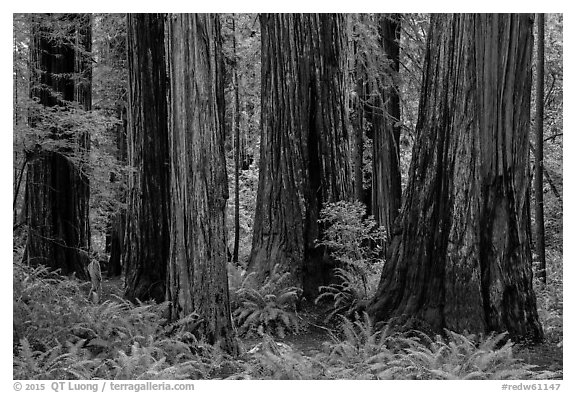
top-left (248, 14), bottom-right (352, 298)
top-left (351, 19), bottom-right (365, 204)
top-left (123, 14), bottom-right (170, 303)
top-left (368, 14), bottom-right (542, 342)
top-left (24, 13), bottom-right (92, 280)
top-left (232, 15), bottom-right (241, 265)
top-left (370, 14), bottom-right (402, 240)
top-left (534, 13), bottom-right (546, 284)
top-left (108, 103), bottom-right (127, 277)
top-left (166, 13), bottom-right (237, 354)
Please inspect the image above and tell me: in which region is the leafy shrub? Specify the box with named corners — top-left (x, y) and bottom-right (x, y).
top-left (233, 270), bottom-right (303, 338)
top-left (315, 201), bottom-right (385, 321)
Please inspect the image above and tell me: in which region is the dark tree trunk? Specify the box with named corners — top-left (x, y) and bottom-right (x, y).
top-left (24, 14), bottom-right (92, 280)
top-left (368, 14), bottom-right (542, 342)
top-left (123, 14), bottom-right (170, 303)
top-left (248, 14), bottom-right (352, 299)
top-left (166, 13), bottom-right (237, 354)
top-left (370, 14), bottom-right (402, 240)
top-left (351, 22), bottom-right (365, 203)
top-left (107, 103), bottom-right (127, 277)
top-left (534, 13), bottom-right (546, 284)
top-left (232, 15), bottom-right (241, 265)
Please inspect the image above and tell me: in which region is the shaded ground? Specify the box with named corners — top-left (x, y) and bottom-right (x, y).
top-left (515, 342), bottom-right (563, 377)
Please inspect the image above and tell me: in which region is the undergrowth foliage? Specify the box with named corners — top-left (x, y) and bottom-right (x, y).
top-left (13, 261), bottom-right (242, 380)
top-left (13, 260), bottom-right (557, 380)
top-left (315, 201), bottom-right (385, 321)
top-left (369, 330), bottom-right (554, 380)
top-left (232, 269), bottom-right (303, 338)
top-left (533, 251), bottom-right (563, 347)
top-left (318, 314), bottom-right (556, 380)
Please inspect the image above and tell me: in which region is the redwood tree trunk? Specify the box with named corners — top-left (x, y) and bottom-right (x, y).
top-left (534, 13), bottom-right (546, 284)
top-left (24, 13), bottom-right (92, 280)
top-left (248, 14), bottom-right (352, 298)
top-left (370, 14), bottom-right (402, 239)
top-left (368, 14), bottom-right (542, 342)
top-left (123, 14), bottom-right (170, 303)
top-left (166, 13), bottom-right (237, 354)
top-left (232, 15), bottom-right (241, 265)
top-left (108, 103), bottom-right (127, 277)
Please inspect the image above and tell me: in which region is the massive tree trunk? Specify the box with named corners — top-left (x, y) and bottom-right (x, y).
top-left (24, 13), bottom-right (92, 280)
top-left (534, 13), bottom-right (546, 284)
top-left (123, 14), bottom-right (170, 303)
top-left (166, 13), bottom-right (237, 354)
top-left (248, 14), bottom-right (352, 298)
top-left (370, 14), bottom-right (402, 239)
top-left (368, 14), bottom-right (543, 342)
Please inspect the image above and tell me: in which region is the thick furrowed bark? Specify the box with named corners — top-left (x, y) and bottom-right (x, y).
top-left (249, 14), bottom-right (352, 299)
top-left (166, 13), bottom-right (237, 354)
top-left (369, 14), bottom-right (542, 342)
top-left (123, 13), bottom-right (170, 303)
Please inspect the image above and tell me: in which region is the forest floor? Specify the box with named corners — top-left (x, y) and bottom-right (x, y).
top-left (100, 276), bottom-right (563, 378)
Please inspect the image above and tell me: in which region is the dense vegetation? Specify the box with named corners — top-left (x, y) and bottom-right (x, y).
top-left (13, 13), bottom-right (563, 380)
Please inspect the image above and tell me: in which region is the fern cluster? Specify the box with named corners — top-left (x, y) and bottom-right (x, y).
top-left (13, 261), bottom-right (242, 380)
top-left (368, 330), bottom-right (552, 380)
top-left (316, 313), bottom-right (395, 379)
top-left (232, 270), bottom-right (303, 338)
top-left (533, 252), bottom-right (563, 347)
top-left (315, 314), bottom-right (554, 380)
top-left (230, 335), bottom-right (325, 379)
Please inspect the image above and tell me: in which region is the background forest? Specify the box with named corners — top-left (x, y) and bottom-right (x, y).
top-left (12, 13), bottom-right (563, 380)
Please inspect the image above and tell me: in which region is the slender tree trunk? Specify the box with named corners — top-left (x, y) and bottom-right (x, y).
top-left (353, 118), bottom-right (364, 203)
top-left (534, 13), bottom-right (546, 284)
top-left (370, 14), bottom-right (402, 240)
top-left (14, 27), bottom-right (20, 224)
top-left (123, 14), bottom-right (170, 303)
top-left (352, 31), bottom-right (365, 204)
top-left (232, 15), bottom-right (241, 265)
top-left (368, 14), bottom-right (542, 342)
top-left (24, 14), bottom-right (92, 280)
top-left (166, 13), bottom-right (237, 354)
top-left (248, 14), bottom-right (352, 298)
top-left (108, 103), bottom-right (127, 277)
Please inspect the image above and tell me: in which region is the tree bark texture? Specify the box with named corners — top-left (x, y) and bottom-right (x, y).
top-left (166, 13), bottom-right (237, 354)
top-left (123, 14), bottom-right (170, 303)
top-left (368, 14), bottom-right (543, 342)
top-left (248, 14), bottom-right (352, 298)
top-left (232, 15), bottom-right (241, 265)
top-left (534, 14), bottom-right (546, 284)
top-left (24, 14), bottom-right (92, 279)
top-left (351, 19), bottom-right (365, 204)
top-left (107, 103), bottom-right (127, 277)
top-left (370, 14), bottom-right (402, 239)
